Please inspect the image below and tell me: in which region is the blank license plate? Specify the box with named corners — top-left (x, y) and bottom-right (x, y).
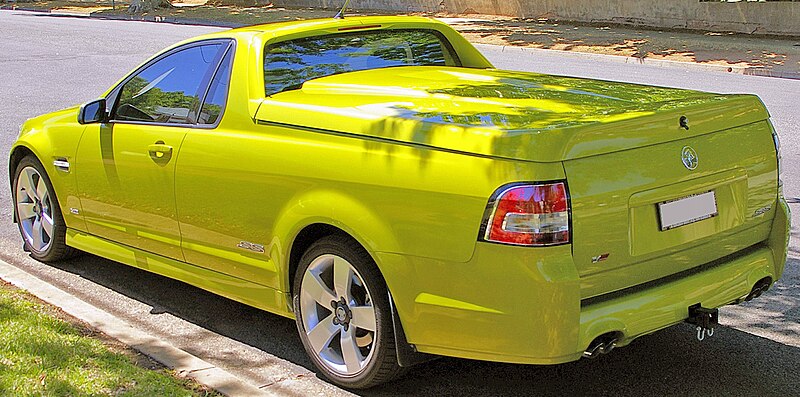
top-left (658, 191), bottom-right (718, 231)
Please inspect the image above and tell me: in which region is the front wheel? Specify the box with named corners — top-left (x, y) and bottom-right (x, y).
top-left (293, 235), bottom-right (404, 388)
top-left (13, 155), bottom-right (76, 262)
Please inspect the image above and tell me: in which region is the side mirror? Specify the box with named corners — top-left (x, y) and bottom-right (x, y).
top-left (78, 99), bottom-right (107, 124)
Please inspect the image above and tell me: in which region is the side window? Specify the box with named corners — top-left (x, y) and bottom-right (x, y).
top-left (198, 47), bottom-right (233, 125)
top-left (113, 44), bottom-right (223, 124)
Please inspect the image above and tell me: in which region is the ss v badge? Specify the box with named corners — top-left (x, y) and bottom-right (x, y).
top-left (237, 241), bottom-right (265, 253)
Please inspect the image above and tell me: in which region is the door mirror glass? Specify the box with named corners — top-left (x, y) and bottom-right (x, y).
top-left (78, 99), bottom-right (107, 124)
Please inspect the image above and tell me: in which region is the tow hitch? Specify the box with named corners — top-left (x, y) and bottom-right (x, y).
top-left (686, 304), bottom-right (718, 341)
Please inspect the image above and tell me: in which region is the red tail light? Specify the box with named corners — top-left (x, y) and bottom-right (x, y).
top-left (481, 182), bottom-right (571, 246)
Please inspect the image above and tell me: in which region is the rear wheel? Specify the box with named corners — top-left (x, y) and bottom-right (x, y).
top-left (13, 155), bottom-right (76, 261)
top-left (293, 235), bottom-right (403, 388)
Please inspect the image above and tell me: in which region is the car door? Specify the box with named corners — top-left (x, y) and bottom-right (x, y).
top-left (174, 43), bottom-right (285, 289)
top-left (75, 41), bottom-right (231, 261)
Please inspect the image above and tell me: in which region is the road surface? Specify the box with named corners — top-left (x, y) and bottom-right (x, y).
top-left (0, 10), bottom-right (798, 396)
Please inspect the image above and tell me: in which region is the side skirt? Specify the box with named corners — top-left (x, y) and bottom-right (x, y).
top-left (66, 229), bottom-right (294, 319)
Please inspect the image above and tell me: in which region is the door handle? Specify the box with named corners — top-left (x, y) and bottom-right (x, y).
top-left (148, 141), bottom-right (173, 161)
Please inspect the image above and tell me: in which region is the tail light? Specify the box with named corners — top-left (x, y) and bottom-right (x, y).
top-left (480, 182), bottom-right (571, 246)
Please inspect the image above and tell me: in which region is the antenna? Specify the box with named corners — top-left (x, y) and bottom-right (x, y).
top-left (333, 0), bottom-right (351, 19)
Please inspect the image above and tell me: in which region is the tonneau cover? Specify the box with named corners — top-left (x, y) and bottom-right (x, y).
top-left (255, 66), bottom-right (769, 162)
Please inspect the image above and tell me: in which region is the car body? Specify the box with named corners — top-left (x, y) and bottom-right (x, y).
top-left (10, 15), bottom-right (790, 388)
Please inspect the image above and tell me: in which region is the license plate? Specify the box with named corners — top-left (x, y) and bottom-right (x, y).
top-left (658, 191), bottom-right (718, 231)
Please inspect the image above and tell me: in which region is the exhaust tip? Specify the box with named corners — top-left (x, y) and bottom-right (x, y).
top-left (744, 277), bottom-right (772, 302)
top-left (583, 332), bottom-right (622, 359)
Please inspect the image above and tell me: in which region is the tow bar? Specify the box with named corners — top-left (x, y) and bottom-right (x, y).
top-left (686, 304), bottom-right (718, 341)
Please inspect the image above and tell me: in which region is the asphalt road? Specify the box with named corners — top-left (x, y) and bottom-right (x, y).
top-left (0, 10), bottom-right (798, 396)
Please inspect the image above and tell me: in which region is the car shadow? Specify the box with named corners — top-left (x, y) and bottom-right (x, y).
top-left (21, 253), bottom-right (800, 396)
top-left (42, 253), bottom-right (316, 369)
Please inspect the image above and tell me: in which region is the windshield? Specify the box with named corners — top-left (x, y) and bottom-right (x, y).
top-left (263, 29), bottom-right (460, 96)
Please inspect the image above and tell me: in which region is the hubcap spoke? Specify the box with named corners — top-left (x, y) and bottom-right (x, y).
top-left (17, 203), bottom-right (36, 220)
top-left (304, 272), bottom-right (337, 307)
top-left (307, 314), bottom-right (339, 355)
top-left (333, 257), bottom-right (353, 301)
top-left (340, 326), bottom-right (363, 373)
top-left (41, 214), bottom-right (54, 239)
top-left (349, 305), bottom-right (377, 332)
top-left (18, 168), bottom-right (36, 201)
top-left (32, 218), bottom-right (44, 250)
top-left (35, 177), bottom-right (48, 202)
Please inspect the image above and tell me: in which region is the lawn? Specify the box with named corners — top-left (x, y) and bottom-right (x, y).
top-left (0, 281), bottom-right (219, 396)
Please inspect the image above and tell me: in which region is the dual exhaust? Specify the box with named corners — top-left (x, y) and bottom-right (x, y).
top-left (582, 333), bottom-right (620, 359)
top-left (743, 277), bottom-right (772, 302)
top-left (583, 277), bottom-right (773, 357)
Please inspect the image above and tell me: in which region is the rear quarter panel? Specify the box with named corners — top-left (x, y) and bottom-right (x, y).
top-left (175, 120), bottom-right (567, 294)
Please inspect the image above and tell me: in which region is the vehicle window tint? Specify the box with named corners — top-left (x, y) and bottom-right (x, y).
top-left (199, 47), bottom-right (233, 125)
top-left (114, 44), bottom-right (223, 124)
top-left (264, 29), bottom-right (459, 96)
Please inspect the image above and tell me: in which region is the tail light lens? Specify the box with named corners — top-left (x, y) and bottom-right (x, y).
top-left (481, 182), bottom-right (571, 246)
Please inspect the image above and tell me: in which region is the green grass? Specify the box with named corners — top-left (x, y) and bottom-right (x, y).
top-left (0, 282), bottom-right (219, 397)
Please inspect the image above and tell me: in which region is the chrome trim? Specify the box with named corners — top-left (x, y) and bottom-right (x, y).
top-left (53, 159), bottom-right (70, 172)
top-left (681, 146), bottom-right (698, 170)
top-left (237, 241), bottom-right (265, 253)
top-left (753, 205), bottom-right (772, 218)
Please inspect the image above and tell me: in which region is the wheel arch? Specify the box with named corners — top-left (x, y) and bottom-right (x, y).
top-left (9, 144), bottom-right (45, 223)
top-left (286, 221), bottom-right (435, 368)
top-left (287, 222), bottom-right (354, 296)
top-left (284, 216), bottom-right (400, 297)
top-left (9, 144), bottom-right (38, 188)
top-left (273, 188), bottom-right (402, 293)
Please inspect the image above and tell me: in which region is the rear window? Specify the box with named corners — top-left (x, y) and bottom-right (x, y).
top-left (263, 29), bottom-right (460, 96)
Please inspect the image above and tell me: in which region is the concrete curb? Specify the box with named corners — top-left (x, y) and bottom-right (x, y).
top-left (2, 6), bottom-right (797, 79)
top-left (0, 258), bottom-right (275, 397)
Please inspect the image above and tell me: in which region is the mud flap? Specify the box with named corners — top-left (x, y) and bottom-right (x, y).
top-left (388, 291), bottom-right (437, 367)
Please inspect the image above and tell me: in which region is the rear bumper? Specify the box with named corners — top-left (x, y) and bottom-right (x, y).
top-left (379, 195), bottom-right (789, 365)
top-left (579, 245), bottom-right (774, 351)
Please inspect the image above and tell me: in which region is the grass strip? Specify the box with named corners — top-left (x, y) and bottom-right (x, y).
top-left (0, 281), bottom-right (220, 397)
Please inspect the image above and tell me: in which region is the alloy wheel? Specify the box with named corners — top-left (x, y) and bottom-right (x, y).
top-left (15, 166), bottom-right (54, 254)
top-left (299, 254), bottom-right (378, 377)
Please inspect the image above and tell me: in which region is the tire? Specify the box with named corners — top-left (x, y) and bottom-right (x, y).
top-left (12, 155), bottom-right (77, 262)
top-left (293, 234), bottom-right (404, 388)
